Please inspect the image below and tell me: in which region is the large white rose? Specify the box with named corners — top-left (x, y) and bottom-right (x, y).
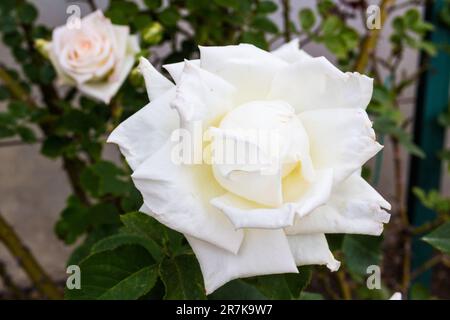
top-left (46, 10), bottom-right (140, 104)
top-left (108, 39), bottom-right (391, 294)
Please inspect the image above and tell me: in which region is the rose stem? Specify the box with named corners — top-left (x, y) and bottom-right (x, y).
top-left (0, 212), bottom-right (63, 299)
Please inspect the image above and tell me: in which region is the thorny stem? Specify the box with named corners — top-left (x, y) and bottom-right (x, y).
top-left (411, 255), bottom-right (443, 280)
top-left (391, 136), bottom-right (411, 295)
top-left (0, 260), bottom-right (24, 299)
top-left (0, 66), bottom-right (35, 107)
top-left (282, 0), bottom-right (291, 42)
top-left (336, 270), bottom-right (352, 300)
top-left (87, 0), bottom-right (98, 12)
top-left (387, 0), bottom-right (423, 14)
top-left (0, 213), bottom-right (62, 299)
top-left (317, 272), bottom-right (340, 300)
top-left (411, 217), bottom-right (446, 235)
top-left (354, 0), bottom-right (395, 72)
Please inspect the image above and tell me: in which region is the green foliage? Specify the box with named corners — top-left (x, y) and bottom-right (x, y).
top-left (55, 196), bottom-right (121, 245)
top-left (80, 161), bottom-right (130, 198)
top-left (342, 235), bottom-right (382, 278)
top-left (391, 9), bottom-right (436, 56)
top-left (65, 245), bottom-right (157, 300)
top-left (369, 84), bottom-right (425, 158)
top-left (422, 222), bottom-right (450, 253)
top-left (248, 267), bottom-right (312, 300)
top-left (413, 188), bottom-right (450, 214)
top-left (160, 254), bottom-right (206, 299)
top-left (299, 8), bottom-right (316, 31)
top-left (208, 280), bottom-right (267, 300)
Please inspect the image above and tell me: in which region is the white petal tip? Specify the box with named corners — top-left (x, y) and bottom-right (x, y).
top-left (138, 57), bottom-right (151, 72)
top-left (327, 259), bottom-right (341, 272)
top-left (389, 292), bottom-right (402, 300)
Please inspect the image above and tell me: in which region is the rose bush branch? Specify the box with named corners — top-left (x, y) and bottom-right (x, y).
top-left (355, 0), bottom-right (395, 72)
top-left (0, 260), bottom-right (24, 299)
top-left (0, 212), bottom-right (62, 299)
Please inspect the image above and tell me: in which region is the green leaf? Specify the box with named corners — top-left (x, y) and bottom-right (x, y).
top-left (299, 291), bottom-right (324, 300)
top-left (392, 17), bottom-right (405, 32)
top-left (17, 3), bottom-right (38, 24)
top-left (91, 232), bottom-right (162, 262)
top-left (326, 234), bottom-right (345, 251)
top-left (317, 0), bottom-right (335, 16)
top-left (120, 185), bottom-right (142, 212)
top-left (98, 266), bottom-right (157, 300)
top-left (250, 274), bottom-right (293, 299)
top-left (55, 196), bottom-right (90, 244)
top-left (422, 222), bottom-right (450, 253)
top-left (160, 254), bottom-right (206, 299)
top-left (3, 31), bottom-right (23, 48)
top-left (285, 266), bottom-right (312, 298)
top-left (120, 212), bottom-right (165, 247)
top-left (16, 125), bottom-right (36, 143)
top-left (67, 227), bottom-right (116, 266)
top-left (404, 9), bottom-right (420, 26)
top-left (39, 63), bottom-right (56, 84)
top-left (299, 8), bottom-right (316, 30)
top-left (256, 1), bottom-right (278, 14)
top-left (341, 27), bottom-right (359, 50)
top-left (159, 7), bottom-right (180, 27)
top-left (144, 0), bottom-right (162, 9)
top-left (208, 280), bottom-right (266, 300)
top-left (413, 188), bottom-right (450, 213)
top-left (105, 0), bottom-right (139, 25)
top-left (342, 235), bottom-right (382, 277)
top-left (213, 0), bottom-right (240, 9)
top-left (0, 86), bottom-right (10, 101)
top-left (248, 266), bottom-right (311, 299)
top-left (0, 126), bottom-right (15, 138)
top-left (322, 15), bottom-right (342, 35)
top-left (41, 136), bottom-right (73, 158)
top-left (55, 197), bottom-right (120, 244)
top-left (121, 211), bottom-right (186, 256)
top-left (0, 15), bottom-right (16, 34)
top-left (81, 161), bottom-right (129, 197)
top-left (251, 16), bottom-right (278, 34)
top-left (241, 31), bottom-right (268, 49)
top-left (410, 283), bottom-right (431, 300)
top-left (66, 245), bottom-right (157, 300)
top-left (8, 101), bottom-right (29, 118)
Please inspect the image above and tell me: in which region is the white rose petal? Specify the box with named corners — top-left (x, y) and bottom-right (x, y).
top-left (107, 88), bottom-right (178, 170)
top-left (271, 38), bottom-right (312, 64)
top-left (187, 229), bottom-right (298, 294)
top-left (268, 56), bottom-right (373, 112)
top-left (139, 57), bottom-right (174, 101)
top-left (163, 59), bottom-right (200, 84)
top-left (285, 173), bottom-right (391, 236)
top-left (299, 108), bottom-right (383, 184)
top-left (199, 44), bottom-right (287, 104)
top-left (132, 140), bottom-right (244, 254)
top-left (389, 292), bottom-right (402, 300)
top-left (171, 61), bottom-right (236, 127)
top-left (287, 233), bottom-right (340, 271)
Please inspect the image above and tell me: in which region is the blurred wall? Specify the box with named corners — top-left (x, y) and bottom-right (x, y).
top-left (0, 0), bottom-right (422, 290)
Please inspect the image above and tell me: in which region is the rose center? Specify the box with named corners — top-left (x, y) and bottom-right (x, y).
top-left (210, 100), bottom-right (312, 207)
